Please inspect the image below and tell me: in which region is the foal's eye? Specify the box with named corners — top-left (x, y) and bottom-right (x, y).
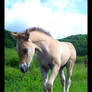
top-left (23, 48), bottom-right (28, 54)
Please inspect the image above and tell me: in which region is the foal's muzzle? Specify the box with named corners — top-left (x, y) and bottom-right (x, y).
top-left (19, 62), bottom-right (29, 73)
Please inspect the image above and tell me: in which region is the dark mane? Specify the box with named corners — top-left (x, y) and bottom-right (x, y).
top-left (27, 27), bottom-right (52, 37)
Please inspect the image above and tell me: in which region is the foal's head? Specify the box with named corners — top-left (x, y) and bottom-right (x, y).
top-left (12, 30), bottom-right (36, 73)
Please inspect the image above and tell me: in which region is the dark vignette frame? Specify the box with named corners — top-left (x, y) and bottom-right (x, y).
top-left (0, 0), bottom-right (4, 92)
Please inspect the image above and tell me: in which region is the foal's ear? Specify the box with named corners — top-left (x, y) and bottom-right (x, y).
top-left (11, 32), bottom-right (18, 39)
top-left (25, 29), bottom-right (30, 41)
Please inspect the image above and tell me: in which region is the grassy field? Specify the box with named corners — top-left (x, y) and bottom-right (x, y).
top-left (5, 48), bottom-right (88, 92)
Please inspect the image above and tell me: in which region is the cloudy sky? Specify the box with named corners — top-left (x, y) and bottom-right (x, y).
top-left (5, 0), bottom-right (87, 39)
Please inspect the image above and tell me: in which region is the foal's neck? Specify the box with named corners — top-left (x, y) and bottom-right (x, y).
top-left (30, 31), bottom-right (50, 43)
top-left (29, 31), bottom-right (51, 53)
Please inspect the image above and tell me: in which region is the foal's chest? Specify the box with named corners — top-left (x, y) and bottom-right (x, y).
top-left (37, 52), bottom-right (53, 69)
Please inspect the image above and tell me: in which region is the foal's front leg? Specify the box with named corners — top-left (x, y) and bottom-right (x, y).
top-left (40, 66), bottom-right (49, 92)
top-left (47, 64), bottom-right (60, 92)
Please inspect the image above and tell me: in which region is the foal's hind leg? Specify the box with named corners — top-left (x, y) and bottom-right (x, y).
top-left (59, 67), bottom-right (65, 92)
top-left (66, 59), bottom-right (75, 92)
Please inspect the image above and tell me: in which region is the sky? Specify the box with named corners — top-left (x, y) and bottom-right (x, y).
top-left (5, 0), bottom-right (87, 39)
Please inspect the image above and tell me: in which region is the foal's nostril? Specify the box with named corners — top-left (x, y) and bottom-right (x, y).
top-left (19, 64), bottom-right (29, 73)
top-left (20, 66), bottom-right (28, 73)
top-left (20, 67), bottom-right (26, 73)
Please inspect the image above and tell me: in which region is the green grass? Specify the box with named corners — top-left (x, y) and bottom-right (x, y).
top-left (5, 48), bottom-right (88, 92)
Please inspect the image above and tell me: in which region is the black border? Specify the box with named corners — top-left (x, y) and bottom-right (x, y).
top-left (0, 0), bottom-right (4, 92)
top-left (2, 0), bottom-right (89, 92)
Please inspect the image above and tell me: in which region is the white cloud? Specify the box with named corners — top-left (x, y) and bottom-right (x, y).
top-left (5, 0), bottom-right (87, 39)
top-left (52, 0), bottom-right (68, 8)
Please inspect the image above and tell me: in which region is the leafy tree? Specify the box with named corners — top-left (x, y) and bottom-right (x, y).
top-left (5, 30), bottom-right (16, 48)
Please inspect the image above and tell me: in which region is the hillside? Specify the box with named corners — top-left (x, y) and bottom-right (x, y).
top-left (5, 30), bottom-right (16, 48)
top-left (5, 30), bottom-right (88, 56)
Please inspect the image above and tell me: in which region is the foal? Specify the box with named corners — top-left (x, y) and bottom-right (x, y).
top-left (12, 27), bottom-right (76, 92)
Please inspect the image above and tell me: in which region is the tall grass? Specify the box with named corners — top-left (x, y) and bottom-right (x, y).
top-left (5, 48), bottom-right (88, 92)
